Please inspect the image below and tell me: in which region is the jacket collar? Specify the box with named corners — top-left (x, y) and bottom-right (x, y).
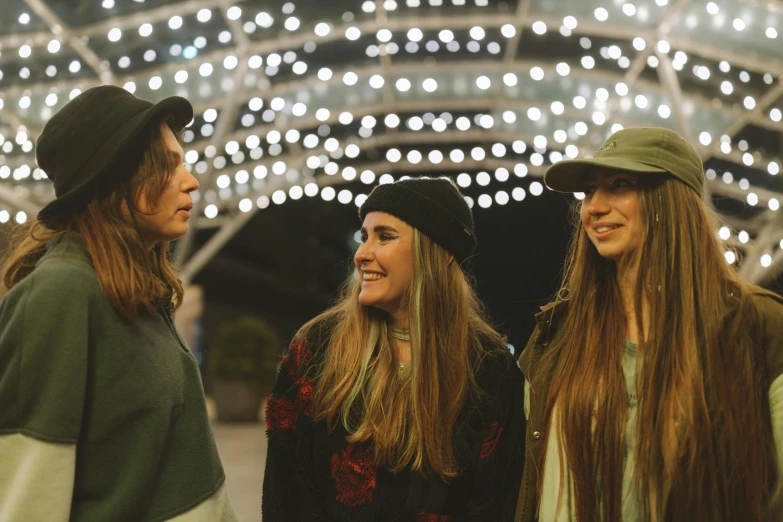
top-left (518, 280), bottom-right (757, 372)
top-left (39, 232), bottom-right (94, 268)
top-left (517, 298), bottom-right (569, 373)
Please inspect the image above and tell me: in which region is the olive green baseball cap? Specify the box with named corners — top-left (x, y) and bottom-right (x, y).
top-left (544, 127), bottom-right (704, 195)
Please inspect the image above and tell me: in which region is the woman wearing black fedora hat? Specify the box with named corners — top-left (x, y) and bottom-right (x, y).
top-left (513, 127), bottom-right (783, 522)
top-left (0, 86), bottom-right (237, 521)
top-left (262, 177), bottom-right (526, 520)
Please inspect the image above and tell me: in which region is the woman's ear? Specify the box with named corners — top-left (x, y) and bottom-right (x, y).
top-left (447, 254), bottom-right (455, 266)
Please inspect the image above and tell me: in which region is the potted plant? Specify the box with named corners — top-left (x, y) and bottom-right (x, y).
top-left (210, 316), bottom-right (279, 422)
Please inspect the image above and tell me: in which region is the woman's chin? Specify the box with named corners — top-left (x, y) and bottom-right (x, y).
top-left (357, 293), bottom-right (377, 308)
top-left (358, 295), bottom-right (396, 316)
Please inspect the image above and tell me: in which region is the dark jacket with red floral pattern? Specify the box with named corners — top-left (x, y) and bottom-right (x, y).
top-left (262, 319), bottom-right (526, 521)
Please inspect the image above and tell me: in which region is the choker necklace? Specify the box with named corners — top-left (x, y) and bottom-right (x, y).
top-left (392, 328), bottom-right (410, 342)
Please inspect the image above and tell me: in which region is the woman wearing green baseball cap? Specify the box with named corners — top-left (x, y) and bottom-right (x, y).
top-left (0, 86), bottom-right (237, 521)
top-left (514, 127), bottom-right (783, 522)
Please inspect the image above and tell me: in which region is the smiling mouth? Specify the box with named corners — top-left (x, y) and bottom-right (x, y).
top-left (594, 225), bottom-right (621, 233)
top-left (362, 272), bottom-right (386, 281)
top-left (592, 224), bottom-right (623, 239)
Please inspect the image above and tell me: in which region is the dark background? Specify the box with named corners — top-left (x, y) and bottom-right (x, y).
top-left (191, 187), bottom-right (574, 363)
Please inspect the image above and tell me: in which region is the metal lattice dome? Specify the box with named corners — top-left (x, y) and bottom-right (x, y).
top-left (0, 0), bottom-right (781, 284)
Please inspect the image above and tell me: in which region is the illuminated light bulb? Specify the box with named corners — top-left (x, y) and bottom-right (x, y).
top-left (315, 23), bottom-right (330, 36)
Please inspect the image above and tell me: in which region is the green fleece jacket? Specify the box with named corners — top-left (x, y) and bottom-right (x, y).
top-left (0, 234), bottom-right (237, 522)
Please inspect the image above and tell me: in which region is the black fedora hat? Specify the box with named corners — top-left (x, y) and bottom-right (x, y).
top-left (36, 85), bottom-right (193, 226)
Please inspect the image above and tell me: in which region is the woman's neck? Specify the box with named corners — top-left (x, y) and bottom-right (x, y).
top-left (390, 310), bottom-right (411, 362)
top-left (390, 310), bottom-right (409, 331)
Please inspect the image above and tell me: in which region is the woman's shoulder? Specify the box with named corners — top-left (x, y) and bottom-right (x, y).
top-left (281, 316), bottom-right (337, 376)
top-left (4, 255), bottom-right (101, 311)
top-left (747, 285), bottom-right (783, 313)
top-left (744, 285), bottom-right (783, 380)
top-left (294, 315), bottom-right (337, 353)
top-left (738, 284), bottom-right (783, 337)
top-left (472, 331), bottom-right (523, 397)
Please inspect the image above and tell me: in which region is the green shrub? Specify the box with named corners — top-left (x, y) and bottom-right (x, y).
top-left (211, 316), bottom-right (280, 388)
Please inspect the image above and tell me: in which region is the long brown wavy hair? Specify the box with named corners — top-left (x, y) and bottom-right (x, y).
top-left (304, 228), bottom-right (505, 480)
top-left (3, 117), bottom-right (185, 320)
top-left (537, 177), bottom-right (781, 522)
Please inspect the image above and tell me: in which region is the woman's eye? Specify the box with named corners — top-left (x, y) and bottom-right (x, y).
top-left (379, 234), bottom-right (395, 242)
top-left (612, 178), bottom-right (635, 188)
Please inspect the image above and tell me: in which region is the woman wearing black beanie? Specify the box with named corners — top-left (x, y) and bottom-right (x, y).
top-left (263, 176), bottom-right (525, 520)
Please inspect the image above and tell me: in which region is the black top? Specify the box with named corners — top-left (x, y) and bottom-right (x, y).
top-left (262, 321), bottom-right (526, 521)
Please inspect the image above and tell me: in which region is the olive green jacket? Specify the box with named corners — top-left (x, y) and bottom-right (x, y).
top-left (513, 285), bottom-right (783, 522)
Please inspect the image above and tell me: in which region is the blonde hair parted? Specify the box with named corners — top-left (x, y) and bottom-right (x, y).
top-left (538, 177), bottom-right (781, 521)
top-left (303, 228), bottom-right (504, 480)
top-left (3, 118), bottom-right (185, 320)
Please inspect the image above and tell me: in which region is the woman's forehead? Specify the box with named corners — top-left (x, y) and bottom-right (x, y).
top-left (362, 211), bottom-right (408, 229)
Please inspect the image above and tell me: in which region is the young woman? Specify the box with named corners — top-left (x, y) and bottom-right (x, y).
top-left (263, 177), bottom-right (525, 520)
top-left (514, 127), bottom-right (783, 522)
top-left (0, 86), bottom-right (237, 521)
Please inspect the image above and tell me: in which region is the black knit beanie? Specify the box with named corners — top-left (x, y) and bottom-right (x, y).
top-left (359, 177), bottom-right (476, 263)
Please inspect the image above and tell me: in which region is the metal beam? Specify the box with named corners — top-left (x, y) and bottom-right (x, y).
top-left (185, 96), bottom-right (598, 155)
top-left (489, 0), bottom-right (532, 135)
top-left (665, 34), bottom-right (783, 78)
top-left (0, 0), bottom-right (221, 51)
top-left (200, 157), bottom-right (546, 217)
top-left (24, 0), bottom-right (115, 84)
top-left (655, 49), bottom-right (692, 140)
top-left (180, 168), bottom-right (316, 281)
top-left (194, 126), bottom-right (777, 210)
top-left (709, 179), bottom-right (782, 206)
top-left (3, 10), bottom-right (782, 99)
top-left (704, 81), bottom-right (783, 162)
top-left (741, 211), bottom-right (783, 282)
top-left (374, 0), bottom-right (397, 108)
top-left (502, 0), bottom-right (532, 63)
top-left (176, 1), bottom-right (250, 265)
top-left (0, 183), bottom-right (44, 216)
top-left (167, 57), bottom-right (738, 158)
top-left (579, 0), bottom-right (690, 151)
top-left (752, 245), bottom-right (783, 285)
top-left (712, 147), bottom-right (782, 171)
top-left (0, 110), bottom-right (39, 137)
top-left (184, 123), bottom-right (782, 209)
top-left (179, 205), bottom-right (256, 285)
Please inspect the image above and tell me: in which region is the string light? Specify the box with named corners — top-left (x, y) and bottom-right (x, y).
top-left (0, 1), bottom-right (776, 276)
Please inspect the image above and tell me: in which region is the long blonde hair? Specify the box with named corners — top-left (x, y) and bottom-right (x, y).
top-left (538, 177), bottom-right (781, 521)
top-left (303, 228), bottom-right (505, 480)
top-left (3, 118), bottom-right (185, 320)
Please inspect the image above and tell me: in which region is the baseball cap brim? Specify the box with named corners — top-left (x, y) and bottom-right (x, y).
top-left (545, 157), bottom-right (668, 193)
top-left (38, 95), bottom-right (193, 225)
